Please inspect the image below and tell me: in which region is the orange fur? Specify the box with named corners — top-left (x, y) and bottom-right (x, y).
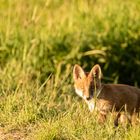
top-left (73, 64), bottom-right (140, 126)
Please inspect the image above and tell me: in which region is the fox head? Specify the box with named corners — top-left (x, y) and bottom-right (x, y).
top-left (73, 64), bottom-right (102, 111)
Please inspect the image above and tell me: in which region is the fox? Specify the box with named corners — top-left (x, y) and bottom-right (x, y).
top-left (73, 64), bottom-right (140, 126)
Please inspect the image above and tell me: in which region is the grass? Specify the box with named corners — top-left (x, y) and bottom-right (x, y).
top-left (0, 0), bottom-right (140, 139)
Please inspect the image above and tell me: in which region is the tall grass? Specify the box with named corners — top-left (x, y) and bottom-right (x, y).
top-left (0, 0), bottom-right (140, 139)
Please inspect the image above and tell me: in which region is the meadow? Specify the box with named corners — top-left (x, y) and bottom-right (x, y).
top-left (0, 0), bottom-right (140, 139)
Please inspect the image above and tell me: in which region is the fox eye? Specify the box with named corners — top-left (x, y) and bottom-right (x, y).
top-left (78, 76), bottom-right (82, 80)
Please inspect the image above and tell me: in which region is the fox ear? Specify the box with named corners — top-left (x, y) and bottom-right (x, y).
top-left (73, 64), bottom-right (85, 80)
top-left (90, 64), bottom-right (102, 79)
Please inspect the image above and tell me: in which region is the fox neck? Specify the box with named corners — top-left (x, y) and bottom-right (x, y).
top-left (94, 84), bottom-right (104, 98)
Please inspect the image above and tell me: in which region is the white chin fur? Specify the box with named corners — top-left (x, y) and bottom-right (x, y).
top-left (87, 101), bottom-right (95, 112)
top-left (75, 88), bottom-right (95, 111)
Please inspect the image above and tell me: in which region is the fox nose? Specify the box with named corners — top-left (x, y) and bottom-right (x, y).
top-left (86, 97), bottom-right (91, 100)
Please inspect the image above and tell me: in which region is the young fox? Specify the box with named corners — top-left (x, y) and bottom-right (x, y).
top-left (73, 64), bottom-right (140, 126)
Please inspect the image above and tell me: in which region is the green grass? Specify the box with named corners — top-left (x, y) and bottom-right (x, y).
top-left (0, 0), bottom-right (140, 139)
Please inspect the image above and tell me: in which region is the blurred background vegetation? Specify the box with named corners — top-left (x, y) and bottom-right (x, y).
top-left (0, 0), bottom-right (140, 86)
